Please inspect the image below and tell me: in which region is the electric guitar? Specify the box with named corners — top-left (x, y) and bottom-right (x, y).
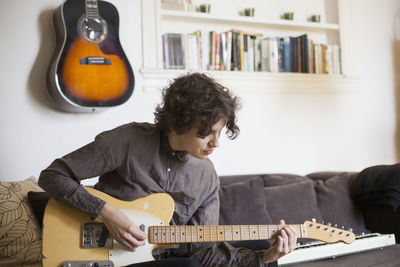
top-left (42, 188), bottom-right (355, 267)
top-left (47, 0), bottom-right (134, 112)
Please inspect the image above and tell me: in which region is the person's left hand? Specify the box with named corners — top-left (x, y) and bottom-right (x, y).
top-left (263, 219), bottom-right (297, 263)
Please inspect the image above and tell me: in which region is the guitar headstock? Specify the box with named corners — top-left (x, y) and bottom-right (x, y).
top-left (303, 220), bottom-right (355, 244)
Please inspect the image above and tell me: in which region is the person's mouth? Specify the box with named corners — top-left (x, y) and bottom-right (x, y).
top-left (202, 150), bottom-right (214, 155)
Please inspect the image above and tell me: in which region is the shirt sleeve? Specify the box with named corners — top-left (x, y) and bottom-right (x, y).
top-left (174, 176), bottom-right (270, 267)
top-left (38, 128), bottom-right (126, 219)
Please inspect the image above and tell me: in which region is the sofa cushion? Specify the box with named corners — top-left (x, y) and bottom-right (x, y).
top-left (219, 177), bottom-right (272, 225)
top-left (263, 181), bottom-right (323, 224)
top-left (313, 173), bottom-right (369, 235)
top-left (0, 177), bottom-right (43, 266)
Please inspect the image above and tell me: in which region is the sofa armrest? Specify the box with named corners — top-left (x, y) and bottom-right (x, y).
top-left (360, 205), bottom-right (400, 243)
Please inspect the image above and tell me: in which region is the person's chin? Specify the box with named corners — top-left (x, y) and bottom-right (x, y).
top-left (191, 152), bottom-right (209, 160)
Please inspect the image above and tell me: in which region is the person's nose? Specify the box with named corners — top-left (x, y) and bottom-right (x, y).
top-left (209, 135), bottom-right (219, 148)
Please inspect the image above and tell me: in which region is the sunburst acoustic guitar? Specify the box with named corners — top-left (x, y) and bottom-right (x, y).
top-left (42, 188), bottom-right (355, 267)
top-left (47, 0), bottom-right (134, 112)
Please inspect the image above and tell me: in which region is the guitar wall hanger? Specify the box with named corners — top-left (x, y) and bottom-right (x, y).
top-left (47, 0), bottom-right (134, 113)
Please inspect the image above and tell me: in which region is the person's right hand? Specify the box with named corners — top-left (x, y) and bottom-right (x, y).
top-left (97, 203), bottom-right (147, 251)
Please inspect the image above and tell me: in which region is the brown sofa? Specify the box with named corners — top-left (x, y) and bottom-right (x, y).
top-left (218, 171), bottom-right (400, 266)
top-left (1, 171), bottom-right (399, 266)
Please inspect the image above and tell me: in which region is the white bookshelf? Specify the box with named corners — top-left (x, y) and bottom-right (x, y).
top-left (140, 0), bottom-right (359, 93)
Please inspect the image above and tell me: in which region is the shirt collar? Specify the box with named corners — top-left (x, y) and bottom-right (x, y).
top-left (160, 131), bottom-right (189, 162)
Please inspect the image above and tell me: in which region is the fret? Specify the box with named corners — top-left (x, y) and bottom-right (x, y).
top-left (232, 225), bottom-right (241, 241)
top-left (217, 225), bottom-right (224, 241)
top-left (211, 225), bottom-right (218, 242)
top-left (249, 225), bottom-right (259, 240)
top-left (239, 225), bottom-right (247, 240)
top-left (197, 225), bottom-right (203, 242)
top-left (85, 0), bottom-right (99, 19)
top-left (192, 225), bottom-right (197, 243)
top-left (185, 225), bottom-right (191, 242)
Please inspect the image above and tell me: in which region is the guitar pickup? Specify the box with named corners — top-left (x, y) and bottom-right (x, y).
top-left (82, 223), bottom-right (113, 248)
top-left (80, 56), bottom-right (111, 65)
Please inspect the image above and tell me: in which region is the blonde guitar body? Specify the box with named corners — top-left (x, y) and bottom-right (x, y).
top-left (42, 188), bottom-right (174, 267)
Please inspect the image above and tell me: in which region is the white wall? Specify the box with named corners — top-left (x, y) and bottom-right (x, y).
top-left (0, 0), bottom-right (399, 181)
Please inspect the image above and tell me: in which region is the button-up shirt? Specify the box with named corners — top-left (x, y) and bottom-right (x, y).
top-left (39, 122), bottom-right (267, 266)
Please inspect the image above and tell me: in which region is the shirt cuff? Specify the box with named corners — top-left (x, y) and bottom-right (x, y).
top-left (59, 185), bottom-right (106, 219)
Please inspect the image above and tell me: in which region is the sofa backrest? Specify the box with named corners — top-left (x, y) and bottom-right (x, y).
top-left (218, 172), bottom-right (369, 235)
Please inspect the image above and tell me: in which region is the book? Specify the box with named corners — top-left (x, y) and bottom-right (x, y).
top-left (269, 37), bottom-right (278, 73)
top-left (277, 37), bottom-right (284, 72)
top-left (283, 37), bottom-right (291, 72)
top-left (225, 31), bottom-right (232, 71)
top-left (290, 37), bottom-right (298, 72)
top-left (308, 39), bottom-right (314, 73)
top-left (261, 37), bottom-right (270, 71)
top-left (209, 31), bottom-right (216, 70)
top-left (162, 34), bottom-right (170, 69)
top-left (300, 34), bottom-right (308, 73)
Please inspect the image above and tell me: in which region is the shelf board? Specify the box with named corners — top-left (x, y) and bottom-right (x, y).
top-left (140, 68), bottom-right (359, 94)
top-left (160, 10), bottom-right (340, 31)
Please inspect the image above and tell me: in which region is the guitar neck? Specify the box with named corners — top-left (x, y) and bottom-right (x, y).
top-left (148, 224), bottom-right (306, 244)
top-left (85, 0), bottom-right (99, 19)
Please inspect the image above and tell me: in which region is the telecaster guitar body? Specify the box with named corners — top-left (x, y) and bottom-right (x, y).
top-left (42, 188), bottom-right (174, 267)
top-left (47, 0), bottom-right (134, 112)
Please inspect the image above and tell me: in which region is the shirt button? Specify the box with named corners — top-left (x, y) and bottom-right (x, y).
top-left (167, 168), bottom-right (171, 172)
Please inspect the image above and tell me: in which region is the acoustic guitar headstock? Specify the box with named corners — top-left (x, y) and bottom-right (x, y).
top-left (303, 220), bottom-right (355, 244)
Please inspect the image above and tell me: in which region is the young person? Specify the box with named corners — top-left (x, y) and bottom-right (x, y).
top-left (39, 73), bottom-right (297, 266)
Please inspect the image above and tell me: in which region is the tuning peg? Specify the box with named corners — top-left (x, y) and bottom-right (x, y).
top-left (341, 226), bottom-right (345, 229)
top-left (327, 222), bottom-right (331, 226)
top-left (334, 224), bottom-right (338, 228)
top-left (312, 218), bottom-right (316, 222)
top-left (348, 228), bottom-right (353, 232)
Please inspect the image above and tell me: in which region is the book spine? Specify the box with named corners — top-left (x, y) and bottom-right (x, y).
top-left (240, 31), bottom-right (244, 71)
top-left (210, 31), bottom-right (216, 70)
top-left (162, 34), bottom-right (170, 69)
top-left (215, 33), bottom-right (221, 70)
top-left (283, 37), bottom-right (290, 72)
top-left (226, 32), bottom-right (232, 71)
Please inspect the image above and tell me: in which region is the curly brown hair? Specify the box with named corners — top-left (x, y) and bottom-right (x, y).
top-left (154, 73), bottom-right (240, 139)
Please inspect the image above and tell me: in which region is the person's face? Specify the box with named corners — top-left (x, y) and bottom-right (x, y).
top-left (178, 117), bottom-right (225, 159)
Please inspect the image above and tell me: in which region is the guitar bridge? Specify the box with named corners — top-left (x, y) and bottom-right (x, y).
top-left (82, 223), bottom-right (113, 248)
top-left (80, 56), bottom-right (111, 65)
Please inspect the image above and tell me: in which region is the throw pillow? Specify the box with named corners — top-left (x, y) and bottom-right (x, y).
top-left (314, 173), bottom-right (369, 235)
top-left (264, 181), bottom-right (323, 224)
top-left (219, 177), bottom-right (272, 225)
top-left (0, 177), bottom-right (43, 266)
